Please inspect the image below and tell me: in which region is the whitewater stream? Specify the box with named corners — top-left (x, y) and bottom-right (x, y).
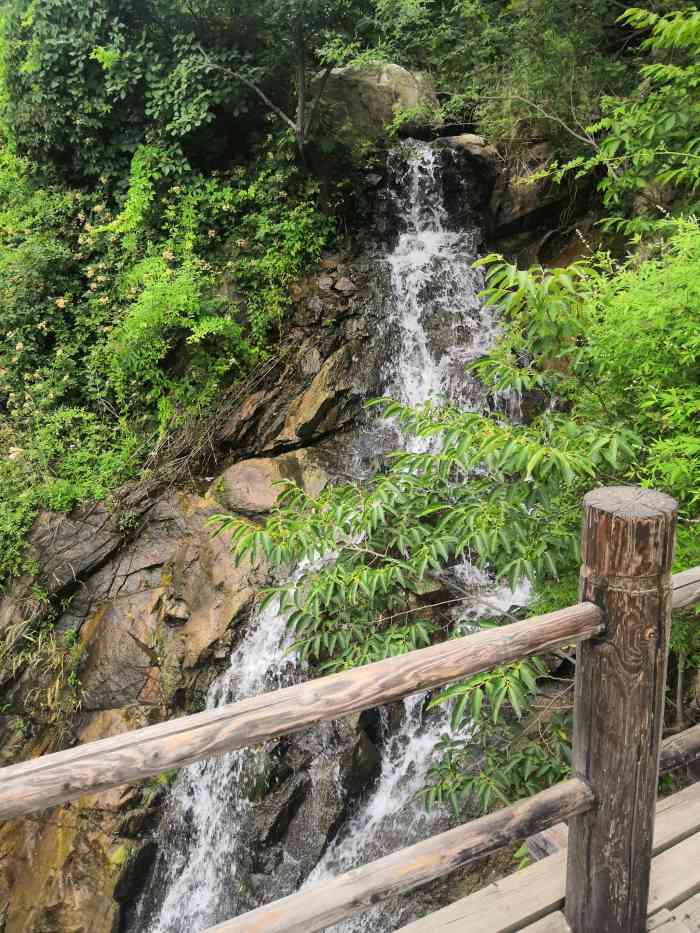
top-left (130, 141), bottom-right (528, 933)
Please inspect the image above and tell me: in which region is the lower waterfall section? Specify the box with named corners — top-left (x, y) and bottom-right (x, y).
top-left (302, 696), bottom-right (458, 933)
top-left (130, 593), bottom-right (297, 932)
top-left (129, 140), bottom-right (520, 933)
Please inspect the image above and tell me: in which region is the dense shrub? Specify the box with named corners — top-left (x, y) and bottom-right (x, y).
top-left (0, 130), bottom-right (334, 587)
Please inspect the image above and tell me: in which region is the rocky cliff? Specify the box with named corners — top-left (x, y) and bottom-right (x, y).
top-left (0, 117), bottom-right (593, 933)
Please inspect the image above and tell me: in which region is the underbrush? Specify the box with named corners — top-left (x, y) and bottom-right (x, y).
top-left (0, 136), bottom-right (334, 589)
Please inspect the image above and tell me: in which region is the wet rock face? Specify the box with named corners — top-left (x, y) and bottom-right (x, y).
top-left (122, 717), bottom-right (380, 932)
top-left (0, 709), bottom-right (146, 933)
top-left (0, 247), bottom-right (387, 933)
top-left (215, 256), bottom-right (382, 459)
top-left (378, 142), bottom-right (494, 248)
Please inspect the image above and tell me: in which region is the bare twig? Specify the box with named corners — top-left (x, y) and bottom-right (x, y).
top-left (479, 95), bottom-right (598, 150)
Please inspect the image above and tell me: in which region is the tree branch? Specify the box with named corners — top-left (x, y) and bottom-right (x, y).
top-left (305, 61), bottom-right (334, 137)
top-left (479, 95), bottom-right (599, 150)
top-left (198, 51), bottom-right (297, 134)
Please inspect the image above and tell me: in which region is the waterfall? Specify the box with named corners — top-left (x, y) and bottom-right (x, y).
top-left (131, 140), bottom-right (525, 933)
top-left (382, 142), bottom-right (495, 417)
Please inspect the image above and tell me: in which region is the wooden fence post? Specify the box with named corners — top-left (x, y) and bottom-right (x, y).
top-left (565, 486), bottom-right (677, 933)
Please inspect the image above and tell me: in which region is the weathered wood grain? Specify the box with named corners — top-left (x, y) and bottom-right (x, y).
top-left (528, 824), bottom-right (569, 861)
top-left (660, 725), bottom-right (700, 775)
top-left (529, 724), bottom-right (700, 860)
top-left (0, 602), bottom-right (602, 821)
top-left (203, 778), bottom-right (594, 933)
top-left (566, 486), bottom-right (677, 933)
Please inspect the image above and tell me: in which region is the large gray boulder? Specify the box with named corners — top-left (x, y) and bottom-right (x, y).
top-left (317, 61), bottom-right (439, 135)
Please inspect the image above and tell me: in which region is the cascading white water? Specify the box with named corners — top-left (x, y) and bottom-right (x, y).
top-left (302, 694), bottom-right (455, 933)
top-left (132, 140), bottom-right (526, 933)
top-left (382, 142), bottom-right (495, 420)
top-left (300, 142), bottom-right (528, 932)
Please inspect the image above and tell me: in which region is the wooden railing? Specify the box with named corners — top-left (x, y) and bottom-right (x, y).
top-left (1, 485), bottom-right (700, 932)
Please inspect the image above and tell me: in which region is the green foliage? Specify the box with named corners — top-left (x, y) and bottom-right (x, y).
top-left (0, 120), bottom-right (333, 589)
top-left (141, 769), bottom-right (179, 808)
top-left (369, 0), bottom-right (637, 155)
top-left (475, 0), bottom-right (631, 154)
top-left (477, 224), bottom-right (700, 519)
top-left (548, 7), bottom-right (700, 230)
top-left (1, 0), bottom-right (374, 181)
top-left (422, 716), bottom-right (571, 815)
top-left (436, 655), bottom-right (547, 729)
top-left (1, 617), bottom-right (87, 732)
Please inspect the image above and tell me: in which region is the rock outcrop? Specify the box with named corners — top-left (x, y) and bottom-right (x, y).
top-left (215, 449), bottom-right (329, 515)
top-left (317, 61), bottom-right (439, 135)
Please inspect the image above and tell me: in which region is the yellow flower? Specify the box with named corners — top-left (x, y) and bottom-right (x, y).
top-left (55, 297), bottom-right (67, 308)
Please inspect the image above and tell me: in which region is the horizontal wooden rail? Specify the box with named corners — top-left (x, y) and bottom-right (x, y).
top-left (0, 603), bottom-right (602, 821)
top-left (672, 565), bottom-right (700, 611)
top-left (660, 723), bottom-right (700, 774)
top-left (204, 778), bottom-right (594, 933)
top-left (0, 563), bottom-right (696, 824)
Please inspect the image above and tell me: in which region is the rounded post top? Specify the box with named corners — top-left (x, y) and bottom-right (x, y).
top-left (584, 486), bottom-right (678, 519)
top-left (582, 485), bottom-right (677, 577)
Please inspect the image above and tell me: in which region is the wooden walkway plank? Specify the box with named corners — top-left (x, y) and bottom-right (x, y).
top-left (675, 891), bottom-right (700, 929)
top-left (651, 921), bottom-right (694, 933)
top-left (397, 849), bottom-right (566, 933)
top-left (649, 911), bottom-right (676, 930)
top-left (648, 832), bottom-right (700, 916)
top-left (397, 788), bottom-right (700, 933)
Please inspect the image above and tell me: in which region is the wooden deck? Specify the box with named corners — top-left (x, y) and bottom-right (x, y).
top-left (397, 779), bottom-right (700, 933)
